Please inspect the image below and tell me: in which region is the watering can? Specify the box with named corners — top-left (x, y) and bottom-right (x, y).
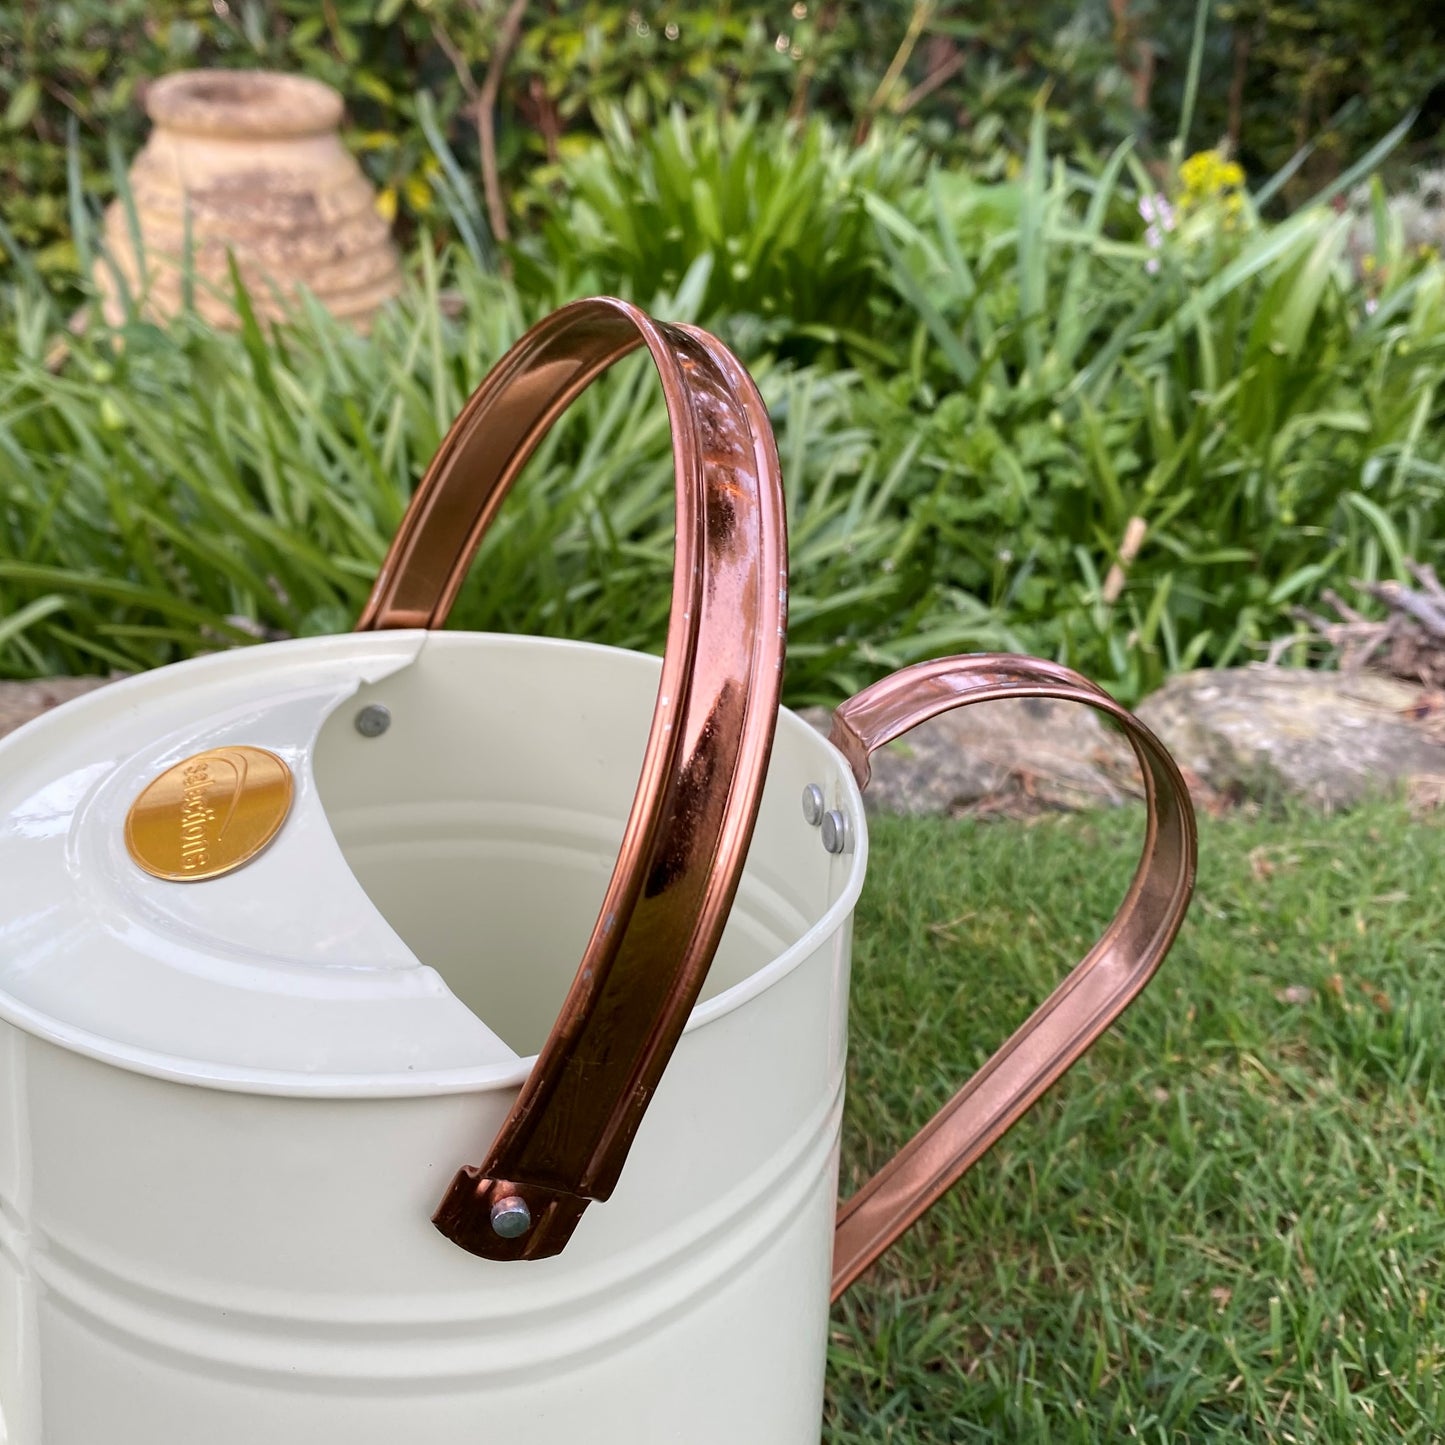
top-left (0, 299), bottom-right (1196, 1443)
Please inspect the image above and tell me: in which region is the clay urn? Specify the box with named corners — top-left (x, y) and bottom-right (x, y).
top-left (98, 69), bottom-right (402, 331)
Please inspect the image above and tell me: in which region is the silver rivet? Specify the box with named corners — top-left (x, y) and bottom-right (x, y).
top-left (821, 809), bottom-right (851, 855)
top-left (490, 1195), bottom-right (532, 1239)
top-left (801, 783), bottom-right (825, 825)
top-left (354, 703), bottom-right (391, 738)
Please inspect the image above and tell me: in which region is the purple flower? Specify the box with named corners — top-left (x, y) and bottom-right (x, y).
top-left (1140, 193), bottom-right (1175, 275)
top-left (1139, 193), bottom-right (1176, 232)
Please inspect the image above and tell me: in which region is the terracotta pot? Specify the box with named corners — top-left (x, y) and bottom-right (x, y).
top-left (98, 70), bottom-right (402, 331)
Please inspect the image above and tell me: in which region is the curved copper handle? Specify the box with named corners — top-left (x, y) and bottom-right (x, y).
top-left (357, 298), bottom-right (788, 1261)
top-left (828, 655), bottom-right (1196, 1300)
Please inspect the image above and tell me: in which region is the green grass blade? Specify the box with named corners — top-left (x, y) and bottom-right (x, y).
top-left (1173, 0), bottom-right (1212, 159)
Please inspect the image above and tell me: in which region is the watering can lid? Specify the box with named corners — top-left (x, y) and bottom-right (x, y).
top-left (0, 630), bottom-right (526, 1094)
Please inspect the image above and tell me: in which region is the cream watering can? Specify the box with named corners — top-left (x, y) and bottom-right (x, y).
top-left (0, 299), bottom-right (1196, 1443)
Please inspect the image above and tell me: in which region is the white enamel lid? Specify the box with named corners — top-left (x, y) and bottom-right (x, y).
top-left (0, 632), bottom-right (522, 1093)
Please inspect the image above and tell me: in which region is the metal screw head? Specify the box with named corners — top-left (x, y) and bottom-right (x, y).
top-left (821, 809), bottom-right (851, 855)
top-left (489, 1195), bottom-right (532, 1239)
top-left (354, 703), bottom-right (391, 738)
top-left (801, 783), bottom-right (825, 825)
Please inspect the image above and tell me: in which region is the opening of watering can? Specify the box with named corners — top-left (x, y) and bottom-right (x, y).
top-left (0, 631), bottom-right (859, 1073)
top-left (309, 636), bottom-right (855, 1060)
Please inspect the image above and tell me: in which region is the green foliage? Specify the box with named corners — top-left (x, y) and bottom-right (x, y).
top-left (4, 2), bottom-right (1441, 284)
top-left (0, 238), bottom-right (1018, 702)
top-left (3, 102), bottom-right (1445, 702)
top-left (0, 0), bottom-right (931, 277)
top-left (519, 104), bottom-right (926, 359)
top-left (865, 120), bottom-right (1445, 699)
top-left (1209, 2), bottom-right (1445, 200)
top-left (830, 800), bottom-right (1445, 1440)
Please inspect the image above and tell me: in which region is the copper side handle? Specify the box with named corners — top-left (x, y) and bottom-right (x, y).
top-left (828, 655), bottom-right (1197, 1300)
top-left (357, 297), bottom-right (787, 1261)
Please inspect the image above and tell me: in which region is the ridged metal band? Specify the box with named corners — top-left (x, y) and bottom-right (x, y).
top-left (357, 297), bottom-right (788, 1260)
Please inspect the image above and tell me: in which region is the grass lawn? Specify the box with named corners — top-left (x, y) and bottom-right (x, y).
top-left (828, 800), bottom-right (1444, 1442)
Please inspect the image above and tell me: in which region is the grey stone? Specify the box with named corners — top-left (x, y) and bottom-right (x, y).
top-left (797, 696), bottom-right (1137, 817)
top-left (1134, 666), bottom-right (1445, 808)
top-left (0, 677), bottom-right (115, 741)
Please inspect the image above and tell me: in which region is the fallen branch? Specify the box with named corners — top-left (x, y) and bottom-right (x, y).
top-left (1290, 561), bottom-right (1445, 687)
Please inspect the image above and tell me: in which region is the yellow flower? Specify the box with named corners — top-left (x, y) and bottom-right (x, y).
top-left (1178, 149), bottom-right (1245, 208)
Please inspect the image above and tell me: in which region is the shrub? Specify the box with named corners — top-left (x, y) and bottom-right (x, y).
top-left (516, 104), bottom-right (926, 362)
top-left (0, 244), bottom-right (1018, 703)
top-left (4, 2), bottom-right (1442, 284)
top-left (0, 0), bottom-right (1000, 280)
top-left (3, 108), bottom-right (1445, 706)
top-left (867, 119), bottom-right (1445, 698)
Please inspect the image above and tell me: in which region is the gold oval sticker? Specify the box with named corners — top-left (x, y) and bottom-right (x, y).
top-left (125, 746), bottom-right (294, 882)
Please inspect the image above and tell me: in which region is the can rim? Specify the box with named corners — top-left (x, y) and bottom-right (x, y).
top-left (0, 638), bottom-right (869, 1097)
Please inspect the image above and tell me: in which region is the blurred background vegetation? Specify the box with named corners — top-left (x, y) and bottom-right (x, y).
top-left (1, 1), bottom-right (1444, 707)
top-left (3, 0), bottom-right (1443, 278)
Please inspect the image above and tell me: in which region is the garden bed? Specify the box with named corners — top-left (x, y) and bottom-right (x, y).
top-left (3, 106), bottom-right (1444, 705)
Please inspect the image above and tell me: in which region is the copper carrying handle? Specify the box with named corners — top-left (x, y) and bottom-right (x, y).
top-left (827, 654), bottom-right (1197, 1300)
top-left (356, 298), bottom-right (788, 1261)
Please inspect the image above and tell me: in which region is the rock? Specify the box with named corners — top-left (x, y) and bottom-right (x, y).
top-left (0, 677), bottom-right (115, 741)
top-left (797, 697), bottom-right (1137, 817)
top-left (1134, 666), bottom-right (1445, 809)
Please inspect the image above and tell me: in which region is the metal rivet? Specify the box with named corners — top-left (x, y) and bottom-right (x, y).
top-left (489, 1195), bottom-right (532, 1239)
top-left (354, 703), bottom-right (391, 738)
top-left (821, 809), bottom-right (851, 855)
top-left (801, 783), bottom-right (825, 825)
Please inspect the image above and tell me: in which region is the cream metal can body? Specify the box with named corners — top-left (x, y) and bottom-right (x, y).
top-left (0, 633), bottom-right (869, 1444)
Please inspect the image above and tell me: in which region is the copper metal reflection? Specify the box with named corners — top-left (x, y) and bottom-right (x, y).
top-left (355, 297), bottom-right (787, 1261)
top-left (827, 654), bottom-right (1197, 1300)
